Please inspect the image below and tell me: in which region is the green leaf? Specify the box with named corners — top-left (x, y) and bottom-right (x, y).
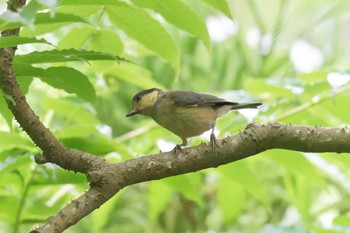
top-left (0, 156), bottom-right (32, 176)
top-left (17, 76), bottom-right (34, 95)
top-left (299, 70), bottom-right (328, 84)
top-left (57, 27), bottom-right (124, 55)
top-left (0, 12), bottom-right (88, 31)
top-left (163, 173), bottom-right (203, 207)
top-left (60, 136), bottom-right (118, 155)
top-left (57, 27), bottom-right (94, 49)
top-left (0, 36), bottom-right (52, 48)
top-left (0, 90), bottom-right (14, 128)
top-left (266, 150), bottom-right (325, 187)
top-left (33, 167), bottom-right (86, 184)
top-left (90, 30), bottom-right (124, 55)
top-left (43, 97), bottom-right (100, 126)
top-left (34, 12), bottom-right (87, 26)
top-left (91, 192), bottom-right (123, 232)
top-left (202, 0), bottom-right (233, 19)
top-left (106, 5), bottom-right (180, 72)
top-left (148, 181), bottom-right (172, 223)
top-left (0, 131), bottom-right (36, 153)
top-left (20, 0), bottom-right (41, 26)
top-left (284, 173), bottom-right (312, 223)
top-left (54, 125), bottom-right (102, 139)
top-left (333, 215), bottom-right (350, 227)
top-left (15, 63), bottom-right (48, 77)
top-left (20, 22), bottom-right (73, 37)
top-left (244, 79), bottom-right (295, 100)
top-left (0, 196), bottom-right (19, 224)
top-left (41, 67), bottom-right (96, 103)
top-left (14, 49), bottom-right (123, 64)
top-left (2, 93), bottom-right (16, 106)
top-left (132, 0), bottom-right (210, 49)
top-left (218, 160), bottom-right (267, 204)
top-left (311, 227), bottom-right (344, 233)
top-left (59, 0), bottom-right (124, 6)
top-left (97, 61), bottom-right (166, 90)
top-left (15, 64), bottom-right (96, 103)
top-left (218, 176), bottom-right (245, 224)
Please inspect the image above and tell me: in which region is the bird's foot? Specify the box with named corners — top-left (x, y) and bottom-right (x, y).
top-left (172, 144), bottom-right (184, 155)
top-left (210, 133), bottom-right (218, 149)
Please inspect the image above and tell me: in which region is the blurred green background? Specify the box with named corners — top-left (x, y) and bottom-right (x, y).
top-left (0, 0), bottom-right (350, 232)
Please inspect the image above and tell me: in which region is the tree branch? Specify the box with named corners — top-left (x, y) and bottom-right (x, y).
top-left (32, 122), bottom-right (350, 232)
top-left (1, 1), bottom-right (350, 233)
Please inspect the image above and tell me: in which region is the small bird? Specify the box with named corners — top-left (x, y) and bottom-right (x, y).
top-left (126, 88), bottom-right (261, 151)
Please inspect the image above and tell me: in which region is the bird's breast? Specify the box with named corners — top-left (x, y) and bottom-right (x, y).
top-left (152, 105), bottom-right (217, 138)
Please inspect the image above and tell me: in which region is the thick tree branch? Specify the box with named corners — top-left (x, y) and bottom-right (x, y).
top-left (32, 123), bottom-right (350, 232)
top-left (1, 1), bottom-right (350, 233)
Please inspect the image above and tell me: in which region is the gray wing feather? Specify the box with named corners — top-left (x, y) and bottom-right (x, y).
top-left (166, 90), bottom-right (235, 107)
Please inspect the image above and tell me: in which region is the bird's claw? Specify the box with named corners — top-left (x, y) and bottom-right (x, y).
top-left (172, 144), bottom-right (184, 155)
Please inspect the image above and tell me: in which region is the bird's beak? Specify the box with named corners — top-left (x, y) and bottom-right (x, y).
top-left (126, 108), bottom-right (138, 117)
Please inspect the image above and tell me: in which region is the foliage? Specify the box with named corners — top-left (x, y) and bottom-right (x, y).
top-left (0, 0), bottom-right (350, 232)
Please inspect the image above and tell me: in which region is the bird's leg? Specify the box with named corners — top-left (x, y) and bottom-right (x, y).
top-left (210, 120), bottom-right (217, 149)
top-left (171, 138), bottom-right (187, 155)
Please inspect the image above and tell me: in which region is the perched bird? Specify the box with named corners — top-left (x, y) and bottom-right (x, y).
top-left (126, 88), bottom-right (261, 150)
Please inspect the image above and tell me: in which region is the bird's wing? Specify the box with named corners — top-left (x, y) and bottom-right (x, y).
top-left (166, 90), bottom-right (235, 107)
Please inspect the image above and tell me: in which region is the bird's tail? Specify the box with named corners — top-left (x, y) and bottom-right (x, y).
top-left (230, 102), bottom-right (262, 110)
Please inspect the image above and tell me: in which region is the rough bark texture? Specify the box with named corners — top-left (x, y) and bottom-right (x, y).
top-left (1, 1), bottom-right (350, 233)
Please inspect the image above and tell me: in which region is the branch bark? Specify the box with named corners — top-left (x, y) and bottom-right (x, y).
top-left (31, 122), bottom-right (350, 232)
top-left (1, 1), bottom-right (350, 233)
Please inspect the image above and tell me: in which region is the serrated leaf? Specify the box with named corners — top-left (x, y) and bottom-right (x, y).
top-left (34, 12), bottom-right (87, 25)
top-left (106, 5), bottom-right (180, 72)
top-left (97, 61), bottom-right (166, 90)
top-left (299, 70), bottom-right (328, 84)
top-left (0, 96), bottom-right (13, 129)
top-left (33, 167), bottom-right (86, 185)
top-left (132, 0), bottom-right (210, 49)
top-left (148, 181), bottom-right (172, 224)
top-left (57, 27), bottom-right (93, 49)
top-left (202, 0), bottom-right (232, 19)
top-left (14, 49), bottom-right (123, 64)
top-left (0, 156), bottom-right (32, 175)
top-left (41, 67), bottom-right (96, 103)
top-left (43, 97), bottom-right (100, 126)
top-left (0, 12), bottom-right (88, 31)
top-left (91, 192), bottom-right (123, 232)
top-left (91, 30), bottom-right (124, 55)
top-left (333, 215), bottom-right (350, 227)
top-left (60, 136), bottom-right (118, 155)
top-left (18, 0), bottom-right (41, 26)
top-left (3, 93), bottom-right (16, 106)
top-left (17, 76), bottom-right (33, 95)
top-left (0, 131), bottom-right (36, 152)
top-left (218, 160), bottom-right (267, 203)
top-left (15, 64), bottom-right (96, 103)
top-left (266, 150), bottom-right (326, 187)
top-left (163, 173), bottom-right (203, 207)
top-left (0, 36), bottom-right (52, 49)
top-left (284, 174), bottom-right (312, 223)
top-left (244, 79), bottom-right (295, 100)
top-left (14, 63), bottom-right (49, 77)
top-left (59, 0), bottom-right (123, 6)
top-left (311, 227), bottom-right (343, 233)
top-left (218, 176), bottom-right (245, 224)
top-left (54, 125), bottom-right (101, 138)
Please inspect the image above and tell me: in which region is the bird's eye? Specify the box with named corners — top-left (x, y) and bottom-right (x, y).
top-left (135, 95), bottom-right (141, 101)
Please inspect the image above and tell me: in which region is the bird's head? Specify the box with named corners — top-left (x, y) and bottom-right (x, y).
top-left (126, 88), bottom-right (162, 117)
